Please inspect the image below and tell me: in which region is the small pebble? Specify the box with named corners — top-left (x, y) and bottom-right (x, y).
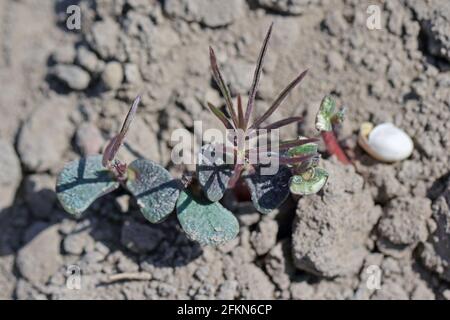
top-left (51, 64), bottom-right (91, 90)
top-left (101, 61), bottom-right (123, 90)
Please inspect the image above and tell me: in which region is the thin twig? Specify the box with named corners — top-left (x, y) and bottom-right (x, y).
top-left (105, 272), bottom-right (152, 283)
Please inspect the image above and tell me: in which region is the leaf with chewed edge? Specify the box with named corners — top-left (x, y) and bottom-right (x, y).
top-left (289, 167), bottom-right (329, 195)
top-left (315, 95), bottom-right (345, 132)
top-left (176, 191), bottom-right (239, 246)
top-left (126, 159), bottom-right (180, 223)
top-left (56, 155), bottom-right (120, 216)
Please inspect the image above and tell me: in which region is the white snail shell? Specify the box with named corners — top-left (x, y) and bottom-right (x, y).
top-left (358, 122), bottom-right (413, 162)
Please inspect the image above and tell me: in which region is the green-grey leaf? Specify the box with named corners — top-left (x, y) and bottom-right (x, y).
top-left (288, 141), bottom-right (320, 174)
top-left (244, 165), bottom-right (292, 214)
top-left (197, 144), bottom-right (233, 202)
top-left (56, 155), bottom-right (120, 216)
top-left (315, 95), bottom-right (345, 132)
top-left (126, 159), bottom-right (180, 223)
top-left (176, 191), bottom-right (239, 246)
top-left (289, 167), bottom-right (329, 195)
top-left (334, 108), bottom-right (346, 124)
top-left (288, 141), bottom-right (318, 157)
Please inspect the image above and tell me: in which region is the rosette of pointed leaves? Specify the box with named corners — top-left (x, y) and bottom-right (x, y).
top-left (200, 23), bottom-right (323, 212)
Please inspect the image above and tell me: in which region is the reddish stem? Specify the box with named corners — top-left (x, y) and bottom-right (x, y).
top-left (321, 131), bottom-right (351, 165)
top-left (233, 178), bottom-right (251, 202)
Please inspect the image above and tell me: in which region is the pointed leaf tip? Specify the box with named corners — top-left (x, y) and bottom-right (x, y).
top-left (102, 95), bottom-right (141, 167)
top-left (206, 102), bottom-right (234, 129)
top-left (209, 46), bottom-right (238, 128)
top-left (245, 23), bottom-right (274, 129)
top-left (263, 116), bottom-right (303, 130)
top-left (251, 69), bottom-right (308, 129)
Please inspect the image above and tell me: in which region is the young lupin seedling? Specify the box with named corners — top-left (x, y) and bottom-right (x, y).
top-left (202, 23), bottom-right (332, 207)
top-left (56, 95), bottom-right (181, 224)
top-left (315, 95), bottom-right (350, 165)
top-left (56, 96), bottom-right (237, 246)
top-left (56, 23), bottom-right (344, 246)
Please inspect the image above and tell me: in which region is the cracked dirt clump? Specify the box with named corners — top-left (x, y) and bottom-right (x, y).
top-left (0, 139), bottom-right (22, 211)
top-left (377, 197), bottom-right (432, 258)
top-left (292, 158), bottom-right (382, 278)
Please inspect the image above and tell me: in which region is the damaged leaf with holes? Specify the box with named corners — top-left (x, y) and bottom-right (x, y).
top-left (289, 167), bottom-right (329, 196)
top-left (315, 95), bottom-right (346, 132)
